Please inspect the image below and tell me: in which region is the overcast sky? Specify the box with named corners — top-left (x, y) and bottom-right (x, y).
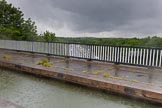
top-left (6, 0), bottom-right (162, 38)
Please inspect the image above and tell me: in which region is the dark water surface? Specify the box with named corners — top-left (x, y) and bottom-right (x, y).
top-left (0, 68), bottom-right (161, 108)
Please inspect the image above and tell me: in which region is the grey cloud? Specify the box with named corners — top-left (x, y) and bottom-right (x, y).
top-left (6, 0), bottom-right (162, 36)
top-left (50, 0), bottom-right (162, 34)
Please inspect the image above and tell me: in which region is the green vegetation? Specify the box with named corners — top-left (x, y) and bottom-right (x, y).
top-left (2, 55), bottom-right (12, 60)
top-left (0, 0), bottom-right (37, 40)
top-left (0, 0), bottom-right (57, 42)
top-left (38, 30), bottom-right (60, 42)
top-left (58, 36), bottom-right (162, 47)
top-left (103, 72), bottom-right (111, 77)
top-left (91, 71), bottom-right (101, 75)
top-left (37, 58), bottom-right (53, 67)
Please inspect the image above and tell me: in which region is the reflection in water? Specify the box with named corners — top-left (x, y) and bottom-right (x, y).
top-left (0, 68), bottom-right (161, 108)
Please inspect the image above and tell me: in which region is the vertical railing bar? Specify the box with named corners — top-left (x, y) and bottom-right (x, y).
top-left (112, 47), bottom-right (114, 62)
top-left (114, 47), bottom-right (117, 62)
top-left (109, 46), bottom-right (111, 61)
top-left (73, 44), bottom-right (76, 58)
top-left (119, 47), bottom-right (122, 63)
top-left (111, 46), bottom-right (113, 62)
top-left (105, 46), bottom-right (107, 61)
top-left (103, 46), bottom-right (105, 61)
top-left (103, 45), bottom-right (105, 61)
top-left (61, 43), bottom-right (63, 55)
top-left (62, 43), bottom-right (64, 56)
top-left (146, 49), bottom-right (149, 66)
top-left (116, 47), bottom-right (117, 63)
top-left (137, 48), bottom-right (139, 64)
top-left (100, 45), bottom-right (102, 60)
top-left (110, 46), bottom-right (112, 61)
top-left (115, 46), bottom-right (117, 62)
top-left (59, 43), bottom-right (60, 55)
top-left (99, 45), bottom-right (102, 60)
top-left (56, 43), bottom-right (58, 55)
top-left (71, 44), bottom-right (73, 57)
top-left (134, 48), bottom-right (136, 64)
top-left (125, 47), bottom-right (128, 63)
top-left (114, 47), bottom-right (116, 62)
top-left (143, 49), bottom-right (146, 65)
top-left (130, 48), bottom-right (133, 64)
top-left (140, 48), bottom-right (142, 65)
top-left (128, 48), bottom-right (130, 63)
top-left (159, 50), bottom-right (162, 67)
top-left (118, 47), bottom-right (121, 63)
top-left (59, 43), bottom-right (61, 55)
top-left (104, 46), bottom-right (106, 61)
top-left (85, 45), bottom-right (87, 58)
top-left (64, 43), bottom-right (65, 56)
top-left (107, 46), bottom-right (109, 61)
top-left (97, 46), bottom-right (100, 60)
top-left (149, 49), bottom-right (152, 66)
top-left (152, 49), bottom-right (155, 66)
top-left (56, 42), bottom-right (58, 55)
top-left (107, 46), bottom-right (110, 61)
top-left (95, 45), bottom-right (97, 60)
top-left (100, 46), bottom-right (102, 60)
top-left (155, 50), bottom-right (159, 67)
top-left (122, 47), bottom-right (125, 63)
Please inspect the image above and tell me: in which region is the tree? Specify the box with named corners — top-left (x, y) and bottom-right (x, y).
top-left (21, 18), bottom-right (37, 40)
top-left (42, 31), bottom-right (56, 42)
top-left (0, 0), bottom-right (37, 40)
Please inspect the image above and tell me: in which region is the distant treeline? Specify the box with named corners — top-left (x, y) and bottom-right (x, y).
top-left (58, 36), bottom-right (162, 47)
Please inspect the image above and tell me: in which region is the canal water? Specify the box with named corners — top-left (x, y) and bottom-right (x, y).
top-left (0, 68), bottom-right (161, 108)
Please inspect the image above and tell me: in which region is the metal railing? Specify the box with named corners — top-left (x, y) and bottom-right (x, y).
top-left (0, 39), bottom-right (162, 68)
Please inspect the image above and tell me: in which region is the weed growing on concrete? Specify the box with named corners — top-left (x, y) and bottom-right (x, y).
top-left (3, 55), bottom-right (12, 61)
top-left (103, 72), bottom-right (111, 77)
top-left (103, 72), bottom-right (140, 83)
top-left (142, 82), bottom-right (154, 86)
top-left (130, 79), bottom-right (139, 83)
top-left (37, 58), bottom-right (53, 67)
top-left (92, 71), bottom-right (101, 75)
